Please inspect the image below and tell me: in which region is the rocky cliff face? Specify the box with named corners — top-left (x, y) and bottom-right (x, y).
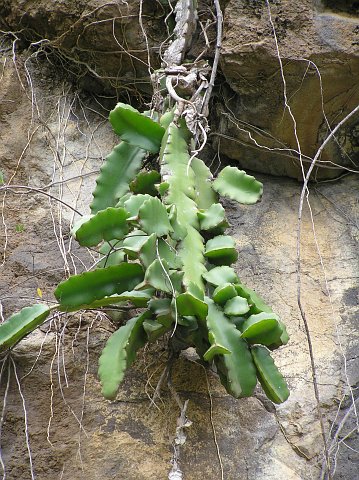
top-left (0, 0), bottom-right (164, 95)
top-left (1, 1), bottom-right (358, 179)
top-left (0, 1), bottom-right (358, 479)
top-left (215, 0), bottom-right (359, 179)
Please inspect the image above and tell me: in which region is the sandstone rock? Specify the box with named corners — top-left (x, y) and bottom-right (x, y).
top-left (0, 0), bottom-right (166, 95)
top-left (214, 0), bottom-right (359, 179)
top-left (2, 1), bottom-right (357, 179)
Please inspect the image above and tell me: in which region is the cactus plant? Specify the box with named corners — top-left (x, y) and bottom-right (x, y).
top-left (0, 102), bottom-right (289, 404)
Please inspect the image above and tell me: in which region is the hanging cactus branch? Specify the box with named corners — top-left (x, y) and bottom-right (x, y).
top-left (0, 0), bottom-right (290, 414)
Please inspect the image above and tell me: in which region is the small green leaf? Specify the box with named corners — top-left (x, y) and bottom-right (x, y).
top-left (143, 319), bottom-right (171, 342)
top-left (98, 241), bottom-right (125, 267)
top-left (204, 235), bottom-right (238, 266)
top-left (109, 103), bottom-right (165, 153)
top-left (243, 317), bottom-right (289, 348)
top-left (98, 310), bottom-right (150, 400)
top-left (157, 182), bottom-right (169, 196)
top-left (138, 233), bottom-right (157, 267)
top-left (81, 289), bottom-right (154, 309)
top-left (124, 194), bottom-right (151, 218)
top-left (202, 266), bottom-right (238, 287)
top-left (198, 203), bottom-right (228, 233)
top-left (0, 170), bottom-right (4, 185)
top-left (234, 283), bottom-right (273, 314)
top-left (115, 192), bottom-right (132, 208)
top-left (159, 240), bottom-right (182, 269)
top-left (0, 304), bottom-right (50, 351)
top-left (138, 196), bottom-right (173, 237)
top-left (160, 109), bottom-right (175, 129)
top-left (168, 270), bottom-right (184, 293)
top-left (55, 264), bottom-right (144, 310)
top-left (71, 215), bottom-right (92, 235)
top-left (130, 170), bottom-right (161, 195)
top-left (203, 343), bottom-right (231, 362)
top-left (187, 281), bottom-right (205, 300)
top-left (251, 345), bottom-right (290, 404)
top-left (122, 230), bottom-right (148, 257)
top-left (224, 296), bottom-right (250, 316)
top-left (213, 166), bottom-right (263, 204)
top-left (176, 291), bottom-right (208, 320)
top-left (90, 143), bottom-right (145, 214)
top-left (74, 207), bottom-right (129, 247)
top-left (213, 283), bottom-right (238, 305)
top-left (144, 259), bottom-right (172, 293)
top-left (139, 235), bottom-right (181, 269)
top-left (241, 312), bottom-right (280, 344)
top-left (177, 315), bottom-right (198, 328)
top-left (267, 321), bottom-right (289, 350)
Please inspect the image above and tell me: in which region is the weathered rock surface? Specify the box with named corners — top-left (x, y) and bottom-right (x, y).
top-left (1, 1), bottom-right (358, 180)
top-left (214, 0), bottom-right (359, 179)
top-left (0, 49), bottom-right (358, 480)
top-left (0, 0), bottom-right (166, 95)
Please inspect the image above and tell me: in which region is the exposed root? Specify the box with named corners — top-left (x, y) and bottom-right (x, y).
top-left (168, 398), bottom-right (191, 480)
top-left (0, 356), bottom-right (11, 479)
top-left (11, 356), bottom-right (36, 480)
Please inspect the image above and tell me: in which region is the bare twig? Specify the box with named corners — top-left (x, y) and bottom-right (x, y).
top-left (0, 185), bottom-right (83, 216)
top-left (139, 0), bottom-right (152, 77)
top-left (190, 359), bottom-right (224, 480)
top-left (11, 357), bottom-right (36, 480)
top-left (167, 392), bottom-right (192, 480)
top-left (0, 357), bottom-right (11, 479)
top-left (151, 350), bottom-right (176, 406)
top-left (201, 0), bottom-right (223, 117)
